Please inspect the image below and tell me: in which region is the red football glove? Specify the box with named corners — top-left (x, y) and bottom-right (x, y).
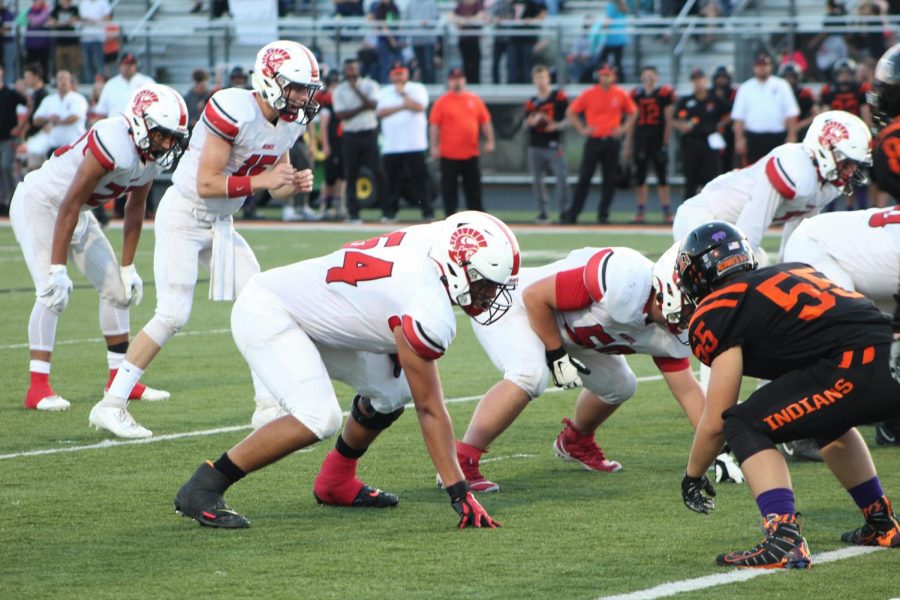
top-left (446, 481), bottom-right (500, 529)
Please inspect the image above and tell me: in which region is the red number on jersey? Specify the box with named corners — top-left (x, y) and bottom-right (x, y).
top-left (343, 231), bottom-right (406, 250)
top-left (326, 251), bottom-right (394, 286)
top-left (564, 323), bottom-right (616, 349)
top-left (868, 206), bottom-right (900, 227)
top-left (233, 154), bottom-right (279, 177)
top-left (86, 182), bottom-right (144, 207)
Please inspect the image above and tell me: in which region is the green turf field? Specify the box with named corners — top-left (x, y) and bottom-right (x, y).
top-left (1, 223), bottom-right (898, 600)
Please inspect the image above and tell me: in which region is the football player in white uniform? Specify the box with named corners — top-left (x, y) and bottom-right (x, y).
top-left (173, 211), bottom-right (519, 529)
top-left (91, 41), bottom-right (321, 438)
top-left (450, 243), bottom-right (714, 493)
top-left (10, 84), bottom-right (188, 412)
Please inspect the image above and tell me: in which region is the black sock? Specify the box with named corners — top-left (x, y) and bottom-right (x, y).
top-left (213, 452), bottom-right (247, 484)
top-left (107, 341), bottom-right (129, 354)
top-left (335, 436), bottom-right (366, 460)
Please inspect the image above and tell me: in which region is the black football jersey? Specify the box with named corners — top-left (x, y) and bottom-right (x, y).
top-left (872, 118), bottom-right (900, 200)
top-left (687, 264), bottom-right (891, 380)
top-left (819, 82), bottom-right (868, 116)
top-left (630, 85), bottom-right (675, 138)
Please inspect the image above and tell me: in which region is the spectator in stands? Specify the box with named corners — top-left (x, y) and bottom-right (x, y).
top-left (566, 15), bottom-right (595, 84)
top-left (376, 62), bottom-right (433, 222)
top-left (851, 0), bottom-right (889, 60)
top-left (809, 0), bottom-right (849, 80)
top-left (27, 70), bottom-right (86, 166)
top-left (630, 65), bottom-right (674, 224)
top-left (451, 0), bottom-right (486, 84)
top-left (23, 63), bottom-right (47, 153)
top-left (0, 66), bottom-right (27, 216)
top-left (333, 57), bottom-right (384, 223)
top-left (369, 0), bottom-right (403, 83)
top-left (316, 72), bottom-right (346, 220)
top-left (589, 0), bottom-right (628, 83)
top-left (490, 0), bottom-right (513, 84)
top-left (731, 54), bottom-right (799, 165)
top-left (778, 63), bottom-right (815, 140)
top-left (710, 65), bottom-right (735, 170)
top-left (672, 68), bottom-right (728, 200)
top-left (333, 0), bottom-right (363, 17)
top-left (524, 64), bottom-right (568, 224)
top-left (1, 5), bottom-right (15, 85)
top-left (49, 0), bottom-right (81, 77)
top-left (405, 0), bottom-right (439, 84)
top-left (93, 53), bottom-right (155, 120)
top-left (228, 65), bottom-right (249, 89)
top-left (507, 0), bottom-right (546, 84)
top-left (184, 68), bottom-right (209, 129)
top-left (24, 0), bottom-right (51, 78)
top-left (563, 64), bottom-right (636, 224)
top-left (78, 0), bottom-right (110, 83)
top-left (429, 67), bottom-right (494, 215)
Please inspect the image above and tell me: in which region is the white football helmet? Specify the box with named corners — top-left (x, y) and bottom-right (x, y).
top-left (252, 40), bottom-right (322, 124)
top-left (652, 242), bottom-right (689, 332)
top-left (802, 110), bottom-right (872, 193)
top-left (429, 211), bottom-right (520, 325)
top-left (127, 84), bottom-right (189, 169)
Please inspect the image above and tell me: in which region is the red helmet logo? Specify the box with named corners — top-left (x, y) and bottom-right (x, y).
top-left (131, 89), bottom-right (158, 116)
top-left (261, 47), bottom-right (291, 78)
top-left (448, 227), bottom-right (487, 265)
top-left (819, 120), bottom-right (849, 149)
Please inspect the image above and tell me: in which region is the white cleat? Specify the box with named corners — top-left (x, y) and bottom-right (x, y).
top-left (250, 397), bottom-right (288, 430)
top-left (137, 385), bottom-right (171, 402)
top-left (89, 403), bottom-right (152, 438)
top-left (33, 395), bottom-right (71, 411)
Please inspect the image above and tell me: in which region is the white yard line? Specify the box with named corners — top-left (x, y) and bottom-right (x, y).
top-left (597, 546), bottom-right (885, 600)
top-left (0, 328), bottom-right (232, 350)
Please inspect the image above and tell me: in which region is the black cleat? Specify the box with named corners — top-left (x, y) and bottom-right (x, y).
top-left (875, 421), bottom-right (900, 446)
top-left (314, 485), bottom-right (399, 508)
top-left (778, 439), bottom-right (823, 462)
top-left (716, 513), bottom-right (811, 569)
top-left (841, 496), bottom-right (900, 547)
top-left (174, 462), bottom-right (250, 529)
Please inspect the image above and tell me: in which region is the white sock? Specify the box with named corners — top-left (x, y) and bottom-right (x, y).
top-left (106, 360), bottom-right (144, 404)
top-left (107, 351), bottom-right (126, 370)
top-left (30, 359), bottom-right (51, 374)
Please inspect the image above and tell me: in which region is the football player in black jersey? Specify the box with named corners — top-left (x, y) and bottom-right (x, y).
top-left (675, 221), bottom-right (900, 569)
top-left (629, 66), bottom-right (675, 224)
top-left (778, 63), bottom-right (815, 140)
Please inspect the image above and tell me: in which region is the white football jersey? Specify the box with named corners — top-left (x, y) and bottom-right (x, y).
top-left (520, 247), bottom-right (690, 359)
top-left (21, 116), bottom-right (161, 209)
top-left (683, 143), bottom-right (841, 250)
top-left (171, 87), bottom-right (305, 216)
top-left (255, 223), bottom-right (456, 358)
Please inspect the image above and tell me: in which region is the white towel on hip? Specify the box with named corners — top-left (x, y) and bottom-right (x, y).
top-left (209, 215), bottom-right (236, 301)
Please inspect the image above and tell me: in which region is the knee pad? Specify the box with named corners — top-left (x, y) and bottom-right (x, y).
top-left (506, 364), bottom-right (548, 399)
top-left (142, 312), bottom-right (188, 347)
top-left (596, 370), bottom-right (637, 406)
top-left (722, 412), bottom-right (776, 464)
top-left (351, 394), bottom-right (404, 430)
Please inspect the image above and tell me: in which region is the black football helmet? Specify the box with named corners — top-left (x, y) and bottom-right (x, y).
top-left (712, 65), bottom-right (732, 85)
top-left (832, 57), bottom-right (857, 82)
top-left (676, 221), bottom-right (758, 308)
top-left (869, 43), bottom-right (900, 127)
top-left (778, 62), bottom-right (801, 82)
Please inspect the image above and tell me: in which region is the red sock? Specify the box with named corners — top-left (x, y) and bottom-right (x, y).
top-left (313, 449), bottom-right (365, 505)
top-left (25, 372), bottom-right (55, 408)
top-left (106, 369), bottom-right (146, 400)
top-left (456, 440), bottom-right (485, 461)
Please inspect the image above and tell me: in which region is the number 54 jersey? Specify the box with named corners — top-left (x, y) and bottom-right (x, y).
top-left (687, 263), bottom-right (892, 380)
top-left (171, 87), bottom-right (304, 216)
top-left (254, 223), bottom-right (457, 359)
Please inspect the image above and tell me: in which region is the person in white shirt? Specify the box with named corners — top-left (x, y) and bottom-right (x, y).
top-left (375, 63), bottom-right (433, 221)
top-left (78, 0), bottom-right (111, 83)
top-left (27, 70), bottom-right (87, 164)
top-left (731, 54), bottom-right (800, 165)
top-left (93, 53), bottom-right (155, 120)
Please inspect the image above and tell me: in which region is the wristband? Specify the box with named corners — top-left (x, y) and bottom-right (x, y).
top-left (545, 347), bottom-right (566, 364)
top-left (445, 480), bottom-right (470, 502)
top-left (226, 175), bottom-right (252, 198)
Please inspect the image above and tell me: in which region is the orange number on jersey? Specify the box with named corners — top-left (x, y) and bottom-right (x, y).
top-left (639, 100), bottom-right (661, 126)
top-left (868, 206), bottom-right (900, 227)
top-left (691, 320), bottom-right (718, 364)
top-left (234, 154), bottom-right (279, 177)
top-left (883, 137), bottom-right (900, 174)
top-left (756, 267), bottom-right (862, 320)
top-left (326, 251), bottom-right (394, 286)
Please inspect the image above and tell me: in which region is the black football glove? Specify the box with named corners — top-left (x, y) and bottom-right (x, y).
top-left (681, 472), bottom-right (716, 514)
top-left (446, 481), bottom-right (500, 529)
top-left (546, 347), bottom-right (591, 389)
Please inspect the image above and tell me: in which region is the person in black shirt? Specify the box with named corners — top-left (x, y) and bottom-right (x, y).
top-left (23, 63), bottom-right (47, 141)
top-left (508, 0), bottom-right (546, 84)
top-left (675, 221), bottom-right (900, 569)
top-left (0, 66), bottom-right (28, 215)
top-left (818, 59), bottom-right (871, 120)
top-left (316, 72), bottom-right (346, 220)
top-left (710, 65), bottom-right (736, 171)
top-left (672, 68), bottom-right (728, 200)
top-left (524, 64), bottom-right (568, 223)
top-left (629, 66), bottom-right (674, 223)
top-left (49, 0), bottom-right (81, 77)
top-left (778, 63), bottom-right (815, 141)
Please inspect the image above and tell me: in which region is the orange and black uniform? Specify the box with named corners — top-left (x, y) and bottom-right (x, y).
top-left (819, 81), bottom-right (869, 116)
top-left (872, 116), bottom-right (900, 199)
top-left (316, 90), bottom-right (344, 186)
top-left (791, 84), bottom-right (815, 140)
top-left (688, 263), bottom-right (900, 462)
top-left (630, 85), bottom-right (674, 186)
top-left (675, 91), bottom-right (729, 199)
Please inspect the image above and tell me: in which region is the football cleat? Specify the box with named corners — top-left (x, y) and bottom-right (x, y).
top-left (875, 421), bottom-right (900, 446)
top-left (778, 439), bottom-right (823, 462)
top-left (24, 387), bottom-right (71, 411)
top-left (716, 513), bottom-right (811, 569)
top-left (174, 462), bottom-right (250, 528)
top-left (553, 417), bottom-right (622, 473)
top-left (841, 496), bottom-right (900, 547)
top-left (89, 402), bottom-right (152, 438)
top-left (314, 485), bottom-right (398, 508)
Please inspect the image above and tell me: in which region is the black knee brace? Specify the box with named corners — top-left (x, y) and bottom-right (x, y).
top-left (722, 412), bottom-right (776, 464)
top-left (351, 395), bottom-right (404, 430)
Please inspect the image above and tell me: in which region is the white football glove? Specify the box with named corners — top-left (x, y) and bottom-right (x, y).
top-left (37, 264), bottom-right (73, 314)
top-left (545, 347), bottom-right (590, 389)
top-left (713, 452), bottom-right (745, 484)
top-left (120, 264), bottom-right (143, 306)
top-left (891, 337), bottom-right (900, 385)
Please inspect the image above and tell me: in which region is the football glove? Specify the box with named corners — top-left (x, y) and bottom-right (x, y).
top-left (890, 338), bottom-right (899, 385)
top-left (546, 347), bottom-right (590, 389)
top-left (120, 264), bottom-right (143, 306)
top-left (37, 264), bottom-right (73, 314)
top-left (446, 481), bottom-right (500, 529)
top-left (682, 472), bottom-right (716, 514)
top-left (713, 452), bottom-right (745, 484)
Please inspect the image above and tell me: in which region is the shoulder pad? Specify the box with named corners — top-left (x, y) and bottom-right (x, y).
top-left (582, 248), bottom-right (653, 323)
top-left (767, 144), bottom-right (817, 198)
top-left (202, 89), bottom-right (255, 142)
top-left (659, 85), bottom-right (674, 97)
top-left (90, 118), bottom-right (137, 169)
